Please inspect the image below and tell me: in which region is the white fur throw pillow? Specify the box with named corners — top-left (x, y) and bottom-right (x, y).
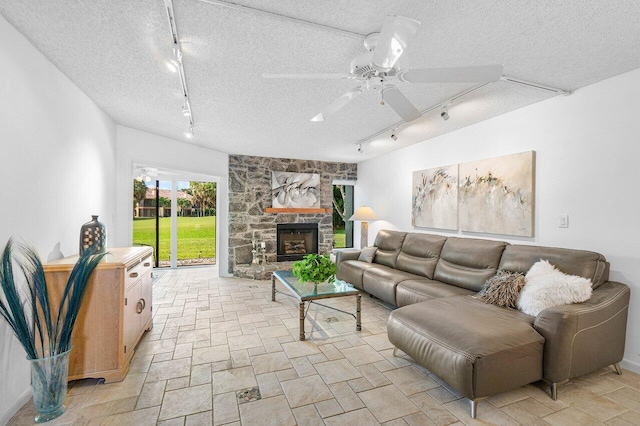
top-left (517, 260), bottom-right (593, 316)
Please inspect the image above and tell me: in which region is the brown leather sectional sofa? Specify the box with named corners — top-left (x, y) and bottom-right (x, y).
top-left (336, 230), bottom-right (630, 418)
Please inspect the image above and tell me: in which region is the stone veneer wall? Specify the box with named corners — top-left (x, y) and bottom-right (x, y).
top-left (228, 155), bottom-right (357, 275)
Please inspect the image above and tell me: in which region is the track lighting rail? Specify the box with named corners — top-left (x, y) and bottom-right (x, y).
top-left (355, 76), bottom-right (571, 150)
top-left (165, 0), bottom-right (195, 138)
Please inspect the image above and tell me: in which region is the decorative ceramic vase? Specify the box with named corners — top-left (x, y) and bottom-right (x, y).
top-left (79, 215), bottom-right (106, 255)
top-left (29, 350), bottom-right (71, 423)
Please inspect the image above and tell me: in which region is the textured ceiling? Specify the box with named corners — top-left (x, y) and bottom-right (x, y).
top-left (1, 1), bottom-right (639, 162)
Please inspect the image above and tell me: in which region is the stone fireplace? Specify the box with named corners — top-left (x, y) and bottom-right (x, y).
top-left (276, 223), bottom-right (318, 262)
top-left (228, 155), bottom-right (357, 276)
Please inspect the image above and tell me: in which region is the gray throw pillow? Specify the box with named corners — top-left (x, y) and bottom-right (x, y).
top-left (358, 246), bottom-right (377, 263)
top-left (475, 270), bottom-right (525, 309)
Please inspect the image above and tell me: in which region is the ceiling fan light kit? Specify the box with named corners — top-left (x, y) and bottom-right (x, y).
top-left (370, 16), bottom-right (421, 72)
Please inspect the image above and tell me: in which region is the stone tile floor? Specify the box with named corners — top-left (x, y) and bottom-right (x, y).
top-left (9, 266), bottom-right (640, 425)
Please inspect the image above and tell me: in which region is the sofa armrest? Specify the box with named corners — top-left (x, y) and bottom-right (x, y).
top-left (533, 281), bottom-right (630, 383)
top-left (335, 249), bottom-right (361, 270)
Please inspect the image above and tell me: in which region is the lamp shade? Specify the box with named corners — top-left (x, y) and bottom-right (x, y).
top-left (349, 206), bottom-right (379, 221)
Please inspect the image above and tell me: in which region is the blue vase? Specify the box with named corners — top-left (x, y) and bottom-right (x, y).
top-left (29, 350), bottom-right (71, 423)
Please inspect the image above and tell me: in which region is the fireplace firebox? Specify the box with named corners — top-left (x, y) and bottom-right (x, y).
top-left (276, 223), bottom-right (319, 262)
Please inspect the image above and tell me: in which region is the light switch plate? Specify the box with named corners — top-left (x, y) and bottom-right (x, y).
top-left (558, 214), bottom-right (569, 228)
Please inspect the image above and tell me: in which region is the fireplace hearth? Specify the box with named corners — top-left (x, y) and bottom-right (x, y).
top-left (277, 223), bottom-right (319, 262)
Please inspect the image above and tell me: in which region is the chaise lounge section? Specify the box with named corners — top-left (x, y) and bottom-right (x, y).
top-left (336, 230), bottom-right (630, 418)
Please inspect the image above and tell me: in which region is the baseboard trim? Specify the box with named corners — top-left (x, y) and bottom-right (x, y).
top-left (0, 385), bottom-right (31, 425)
top-left (621, 358), bottom-right (640, 374)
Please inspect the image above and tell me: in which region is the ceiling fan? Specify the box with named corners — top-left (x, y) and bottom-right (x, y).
top-left (263, 16), bottom-right (503, 123)
top-left (134, 167), bottom-right (179, 182)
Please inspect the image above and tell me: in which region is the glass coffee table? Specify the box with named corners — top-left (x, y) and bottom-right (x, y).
top-left (271, 270), bottom-right (361, 341)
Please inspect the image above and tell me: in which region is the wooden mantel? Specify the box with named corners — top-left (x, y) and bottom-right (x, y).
top-left (265, 208), bottom-right (332, 214)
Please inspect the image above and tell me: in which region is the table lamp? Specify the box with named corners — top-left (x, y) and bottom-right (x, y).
top-left (349, 206), bottom-right (379, 248)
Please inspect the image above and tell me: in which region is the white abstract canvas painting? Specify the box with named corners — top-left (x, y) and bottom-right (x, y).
top-left (411, 165), bottom-right (458, 230)
top-left (459, 151), bottom-right (535, 236)
top-left (271, 171), bottom-right (321, 208)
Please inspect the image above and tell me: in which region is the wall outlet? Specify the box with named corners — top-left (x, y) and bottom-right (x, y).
top-left (558, 214), bottom-right (569, 228)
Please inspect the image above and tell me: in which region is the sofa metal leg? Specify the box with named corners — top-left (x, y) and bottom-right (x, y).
top-left (469, 398), bottom-right (485, 419)
top-left (614, 363), bottom-right (623, 375)
top-left (550, 383), bottom-right (558, 401)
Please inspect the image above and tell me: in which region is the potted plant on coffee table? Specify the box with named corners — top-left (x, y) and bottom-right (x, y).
top-left (292, 253), bottom-right (336, 291)
top-left (0, 239), bottom-right (106, 423)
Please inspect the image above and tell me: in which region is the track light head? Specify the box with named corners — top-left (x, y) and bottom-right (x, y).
top-left (172, 43), bottom-right (182, 62)
top-left (357, 143), bottom-right (363, 153)
top-left (440, 106), bottom-right (450, 121)
top-left (390, 127), bottom-right (399, 141)
top-left (185, 127), bottom-right (194, 139)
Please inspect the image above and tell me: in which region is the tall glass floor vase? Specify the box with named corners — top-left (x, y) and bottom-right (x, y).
top-left (29, 349), bottom-right (71, 423)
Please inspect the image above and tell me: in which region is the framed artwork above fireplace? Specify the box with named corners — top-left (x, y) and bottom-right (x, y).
top-left (271, 171), bottom-right (321, 209)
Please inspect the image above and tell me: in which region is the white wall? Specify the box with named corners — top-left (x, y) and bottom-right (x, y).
top-left (0, 15), bottom-right (117, 424)
top-left (356, 68), bottom-right (640, 371)
top-left (114, 126), bottom-right (230, 275)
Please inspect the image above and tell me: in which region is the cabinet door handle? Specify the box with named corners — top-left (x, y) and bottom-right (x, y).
top-left (136, 298), bottom-right (146, 314)
top-left (129, 272), bottom-right (138, 278)
top-left (143, 262), bottom-right (151, 267)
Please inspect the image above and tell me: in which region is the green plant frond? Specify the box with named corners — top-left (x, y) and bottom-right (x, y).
top-left (52, 248), bottom-right (95, 345)
top-left (56, 249), bottom-right (107, 353)
top-left (0, 239), bottom-right (108, 359)
top-left (0, 239), bottom-right (38, 359)
top-left (16, 244), bottom-right (55, 357)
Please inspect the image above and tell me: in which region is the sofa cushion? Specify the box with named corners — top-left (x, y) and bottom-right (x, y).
top-left (335, 249), bottom-right (361, 270)
top-left (362, 266), bottom-right (423, 306)
top-left (336, 260), bottom-right (385, 290)
top-left (396, 279), bottom-right (475, 307)
top-left (434, 237), bottom-right (508, 292)
top-left (498, 244), bottom-right (609, 289)
top-left (395, 233), bottom-right (448, 279)
top-left (387, 296), bottom-right (543, 400)
top-left (373, 230), bottom-right (407, 268)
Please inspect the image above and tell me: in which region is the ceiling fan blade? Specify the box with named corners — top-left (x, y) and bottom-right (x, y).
top-left (262, 73), bottom-right (352, 80)
top-left (382, 86), bottom-right (421, 122)
top-left (371, 16), bottom-right (421, 72)
top-left (397, 65), bottom-right (504, 83)
top-left (311, 86), bottom-right (363, 121)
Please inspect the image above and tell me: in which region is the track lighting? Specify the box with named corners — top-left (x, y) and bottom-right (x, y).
top-left (390, 127), bottom-right (398, 140)
top-left (166, 0), bottom-right (195, 140)
top-left (357, 143), bottom-right (363, 153)
top-left (165, 60), bottom-right (178, 73)
top-left (172, 43), bottom-right (182, 63)
top-left (440, 105), bottom-right (450, 121)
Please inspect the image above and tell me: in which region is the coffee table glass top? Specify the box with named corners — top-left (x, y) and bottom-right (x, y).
top-left (272, 270), bottom-right (358, 301)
